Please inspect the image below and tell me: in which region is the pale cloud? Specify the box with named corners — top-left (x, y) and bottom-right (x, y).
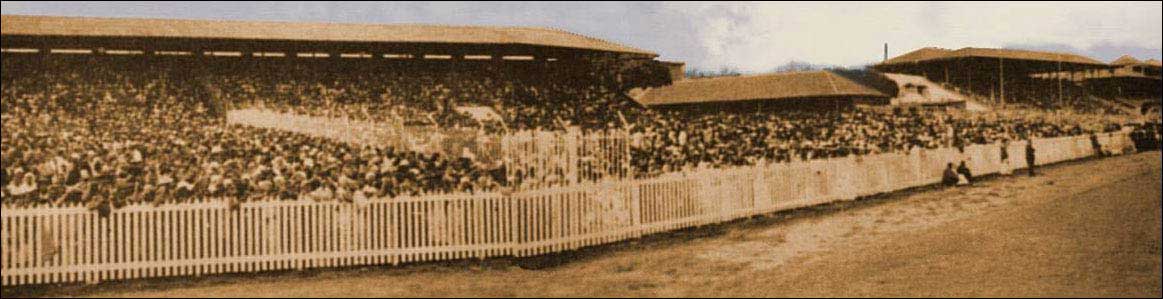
top-left (2, 1), bottom-right (1160, 73)
top-left (665, 1), bottom-right (1162, 72)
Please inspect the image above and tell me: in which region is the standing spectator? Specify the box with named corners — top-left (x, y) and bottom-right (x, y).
top-left (1090, 133), bottom-right (1105, 157)
top-left (999, 140), bottom-right (1013, 175)
top-left (1025, 139), bottom-right (1037, 177)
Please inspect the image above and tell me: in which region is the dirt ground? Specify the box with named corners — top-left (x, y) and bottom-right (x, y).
top-left (10, 152), bottom-right (1162, 298)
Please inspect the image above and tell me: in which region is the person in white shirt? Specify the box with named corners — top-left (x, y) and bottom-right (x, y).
top-left (8, 173), bottom-right (39, 203)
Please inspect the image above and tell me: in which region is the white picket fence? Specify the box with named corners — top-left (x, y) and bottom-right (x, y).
top-left (0, 132), bottom-right (1135, 286)
top-left (500, 129), bottom-right (632, 187)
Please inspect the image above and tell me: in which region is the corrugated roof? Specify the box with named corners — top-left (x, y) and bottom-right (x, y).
top-left (1111, 55), bottom-right (1143, 66)
top-left (878, 46), bottom-right (1106, 66)
top-left (947, 47), bottom-right (1105, 65)
top-left (635, 71), bottom-right (888, 106)
top-left (0, 14), bottom-right (656, 56)
top-left (880, 47), bottom-right (953, 65)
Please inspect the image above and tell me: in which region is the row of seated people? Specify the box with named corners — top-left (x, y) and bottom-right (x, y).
top-left (1128, 122), bottom-right (1163, 151)
top-left (226, 65), bottom-right (643, 133)
top-left (141, 56), bottom-right (640, 133)
top-left (625, 109), bottom-right (1119, 178)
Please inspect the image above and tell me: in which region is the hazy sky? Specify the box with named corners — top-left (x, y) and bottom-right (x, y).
top-left (3, 1), bottom-right (1160, 73)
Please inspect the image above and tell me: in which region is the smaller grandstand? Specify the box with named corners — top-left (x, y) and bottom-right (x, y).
top-left (875, 47), bottom-right (1112, 108)
top-left (881, 73), bottom-right (974, 110)
top-left (631, 70), bottom-right (890, 111)
top-left (1084, 55), bottom-right (1162, 103)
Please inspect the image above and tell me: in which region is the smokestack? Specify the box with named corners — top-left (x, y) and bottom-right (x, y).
top-left (883, 43), bottom-right (888, 62)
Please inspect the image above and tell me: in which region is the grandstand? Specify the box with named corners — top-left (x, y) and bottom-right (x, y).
top-left (880, 73), bottom-right (974, 110)
top-left (0, 14), bottom-right (670, 133)
top-left (1, 14), bottom-right (674, 207)
top-left (874, 47), bottom-right (1113, 109)
top-left (1082, 55), bottom-right (1162, 115)
top-left (2, 14), bottom-right (1159, 288)
top-left (632, 70), bottom-right (890, 111)
top-left (2, 15), bottom-right (1140, 207)
top-left (0, 14), bottom-right (657, 58)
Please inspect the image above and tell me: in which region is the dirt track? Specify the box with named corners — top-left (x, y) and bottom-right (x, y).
top-left (15, 152), bottom-right (1162, 298)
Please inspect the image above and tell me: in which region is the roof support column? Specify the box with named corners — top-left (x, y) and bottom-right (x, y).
top-left (998, 57), bottom-right (1005, 106)
top-left (1072, 66), bottom-right (1079, 99)
top-left (965, 61), bottom-right (972, 97)
top-left (1057, 60), bottom-right (1063, 105)
top-left (944, 65), bottom-right (949, 84)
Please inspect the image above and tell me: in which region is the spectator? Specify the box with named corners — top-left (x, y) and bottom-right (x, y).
top-left (1025, 139), bottom-right (1037, 177)
top-left (1090, 133), bottom-right (1105, 157)
top-left (999, 139), bottom-right (1013, 175)
top-left (942, 163), bottom-right (960, 186)
top-left (956, 161), bottom-right (973, 184)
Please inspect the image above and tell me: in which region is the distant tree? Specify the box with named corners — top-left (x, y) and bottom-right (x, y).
top-left (770, 60), bottom-right (836, 73)
top-left (684, 67), bottom-right (743, 79)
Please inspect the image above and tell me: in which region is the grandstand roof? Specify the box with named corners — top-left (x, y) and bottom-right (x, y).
top-left (878, 47), bottom-right (1107, 67)
top-left (635, 71), bottom-right (889, 106)
top-left (1111, 55), bottom-right (1143, 66)
top-left (880, 47), bottom-right (953, 65)
top-left (0, 14), bottom-right (656, 57)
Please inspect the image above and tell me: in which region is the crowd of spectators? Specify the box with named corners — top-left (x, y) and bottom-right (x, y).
top-left (1129, 121), bottom-right (1163, 151)
top-left (204, 59), bottom-right (642, 133)
top-left (0, 55), bottom-right (1138, 209)
top-left (2, 56), bottom-right (508, 210)
top-left (626, 109), bottom-right (1114, 177)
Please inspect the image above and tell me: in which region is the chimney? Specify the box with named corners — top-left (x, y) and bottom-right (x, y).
top-left (661, 61), bottom-right (685, 81)
top-left (883, 43), bottom-right (888, 62)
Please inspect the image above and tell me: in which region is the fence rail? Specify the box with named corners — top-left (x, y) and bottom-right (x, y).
top-left (0, 132), bottom-right (1135, 286)
top-left (501, 129), bottom-right (632, 187)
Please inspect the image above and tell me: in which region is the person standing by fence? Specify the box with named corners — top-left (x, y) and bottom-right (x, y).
top-left (999, 139), bottom-right (1012, 175)
top-left (1025, 139), bottom-right (1037, 177)
top-left (1090, 133), bottom-right (1105, 157)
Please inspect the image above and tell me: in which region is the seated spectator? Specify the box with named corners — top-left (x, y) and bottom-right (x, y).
top-left (956, 161), bottom-right (973, 184)
top-left (942, 163), bottom-right (960, 186)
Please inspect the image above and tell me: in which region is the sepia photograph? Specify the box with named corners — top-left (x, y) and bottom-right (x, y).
top-left (0, 1), bottom-right (1160, 297)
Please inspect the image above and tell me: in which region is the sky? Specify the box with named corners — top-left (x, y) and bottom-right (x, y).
top-left (2, 1), bottom-right (1161, 73)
